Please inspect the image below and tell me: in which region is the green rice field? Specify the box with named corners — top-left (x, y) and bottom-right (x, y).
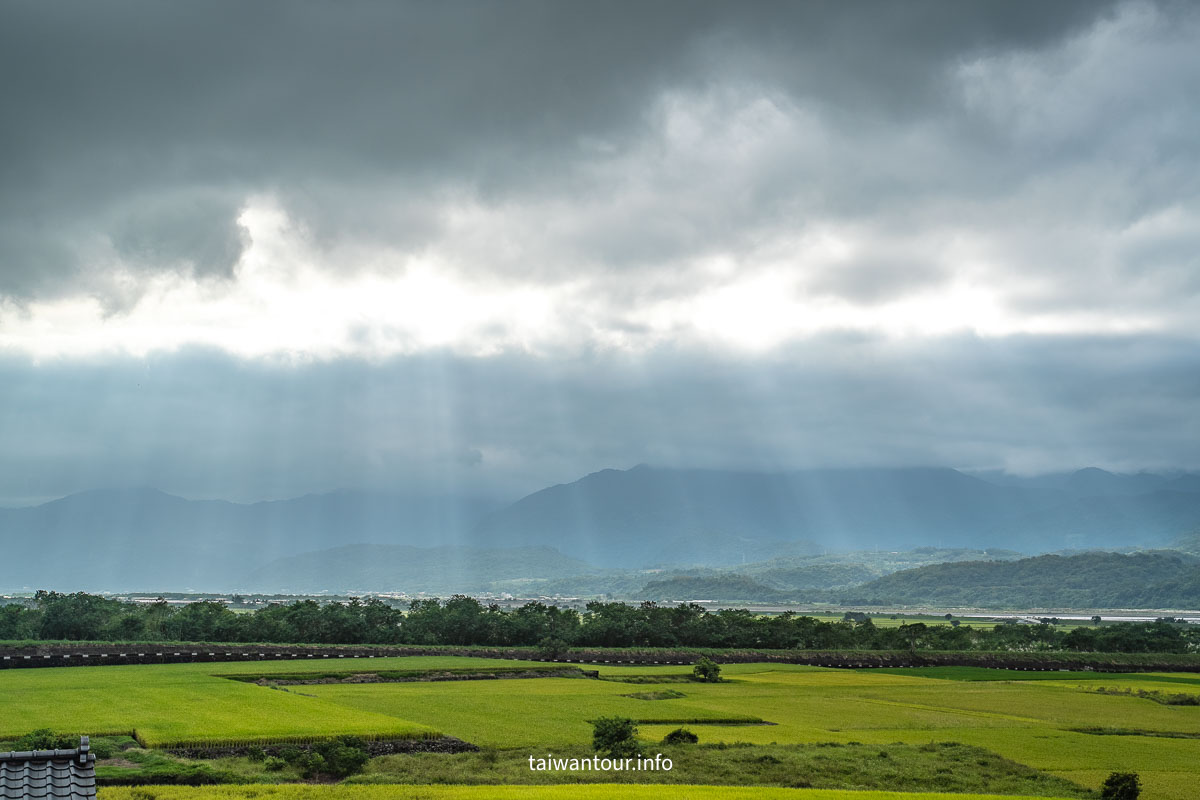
top-left (0, 656), bottom-right (493, 747)
top-left (3, 657), bottom-right (1198, 799)
top-left (97, 787), bottom-right (1079, 800)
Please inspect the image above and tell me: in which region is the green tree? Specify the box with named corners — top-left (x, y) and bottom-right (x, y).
top-left (692, 656), bottom-right (721, 683)
top-left (163, 600), bottom-right (238, 642)
top-left (581, 602), bottom-right (643, 647)
top-left (440, 595), bottom-right (488, 645)
top-left (35, 591), bottom-right (124, 640)
top-left (0, 604), bottom-right (39, 639)
top-left (112, 614), bottom-right (145, 640)
top-left (899, 622), bottom-right (928, 653)
top-left (1100, 772), bottom-right (1140, 800)
top-left (536, 635), bottom-right (569, 660)
top-left (592, 716), bottom-right (639, 759)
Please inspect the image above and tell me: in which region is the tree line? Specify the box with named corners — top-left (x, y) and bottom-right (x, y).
top-left (1, 591), bottom-right (1197, 654)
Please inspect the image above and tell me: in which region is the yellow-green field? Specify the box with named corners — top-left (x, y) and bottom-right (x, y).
top-left (0, 656), bottom-right (507, 747)
top-left (3, 657), bottom-right (1198, 799)
top-left (97, 786), bottom-right (1077, 800)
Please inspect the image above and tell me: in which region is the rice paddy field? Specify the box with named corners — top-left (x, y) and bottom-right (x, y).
top-left (3, 656), bottom-right (1198, 799)
top-left (97, 787), bottom-right (1077, 800)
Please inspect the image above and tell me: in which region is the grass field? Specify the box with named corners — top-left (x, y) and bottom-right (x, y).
top-left (345, 740), bottom-right (1086, 797)
top-left (98, 786), bottom-right (1079, 800)
top-left (4, 658), bottom-right (1198, 798)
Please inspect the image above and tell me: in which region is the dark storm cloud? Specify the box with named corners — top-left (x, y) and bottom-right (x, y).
top-left (2, 1), bottom-right (1198, 502)
top-left (2, 335), bottom-right (1197, 506)
top-left (0, 0), bottom-right (1127, 303)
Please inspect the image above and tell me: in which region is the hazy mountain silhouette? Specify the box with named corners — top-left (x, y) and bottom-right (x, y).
top-left (3, 465), bottom-right (1200, 591)
top-left (967, 467), bottom-right (1191, 496)
top-left (470, 465), bottom-right (1200, 566)
top-left (0, 488), bottom-right (495, 592)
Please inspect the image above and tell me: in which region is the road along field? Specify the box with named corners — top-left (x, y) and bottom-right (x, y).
top-left (2, 657), bottom-right (1198, 799)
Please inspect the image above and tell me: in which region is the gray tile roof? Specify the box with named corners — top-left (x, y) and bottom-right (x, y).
top-left (0, 736), bottom-right (95, 800)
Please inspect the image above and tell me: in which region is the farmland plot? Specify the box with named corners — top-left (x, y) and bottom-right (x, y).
top-left (0, 656), bottom-right (524, 747)
top-left (98, 787), bottom-right (1080, 800)
top-left (3, 658), bottom-right (1198, 798)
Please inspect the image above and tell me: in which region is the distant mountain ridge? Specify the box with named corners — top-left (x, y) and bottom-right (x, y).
top-left (471, 465), bottom-right (1200, 567)
top-left (3, 465), bottom-right (1200, 592)
top-left (478, 546), bottom-right (1028, 601)
top-left (0, 488), bottom-right (496, 592)
top-left (968, 467), bottom-right (1200, 496)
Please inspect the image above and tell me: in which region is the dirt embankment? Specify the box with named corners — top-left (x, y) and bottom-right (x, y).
top-left (2, 642), bottom-right (1198, 673)
top-left (251, 667), bottom-right (590, 685)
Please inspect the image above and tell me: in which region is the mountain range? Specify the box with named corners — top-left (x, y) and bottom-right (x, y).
top-left (0, 488), bottom-right (493, 592)
top-left (470, 465), bottom-right (1200, 564)
top-left (2, 465), bottom-right (1199, 592)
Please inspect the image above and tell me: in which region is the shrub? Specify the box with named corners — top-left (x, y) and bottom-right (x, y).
top-left (271, 740), bottom-right (369, 778)
top-left (14, 729), bottom-right (77, 751)
top-left (277, 746), bottom-right (302, 764)
top-left (693, 656), bottom-right (721, 682)
top-left (246, 747), bottom-right (267, 762)
top-left (313, 737), bottom-right (370, 778)
top-left (89, 739), bottom-right (116, 760)
top-left (1101, 772), bottom-right (1141, 800)
top-left (592, 716), bottom-right (639, 759)
top-left (661, 727), bottom-right (699, 745)
top-left (263, 756), bottom-right (287, 772)
top-left (297, 752), bottom-right (326, 779)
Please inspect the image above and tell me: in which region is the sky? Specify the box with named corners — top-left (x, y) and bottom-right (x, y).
top-left (1, 0), bottom-right (1198, 506)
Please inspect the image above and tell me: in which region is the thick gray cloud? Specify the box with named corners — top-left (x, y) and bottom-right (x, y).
top-left (0, 0), bottom-right (1138, 303)
top-left (2, 1), bottom-right (1199, 503)
top-left (1, 337), bottom-right (1198, 506)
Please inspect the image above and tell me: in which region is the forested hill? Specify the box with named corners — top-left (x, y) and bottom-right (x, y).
top-left (841, 552), bottom-right (1200, 608)
top-left (640, 574), bottom-right (790, 603)
top-left (241, 544), bottom-right (591, 594)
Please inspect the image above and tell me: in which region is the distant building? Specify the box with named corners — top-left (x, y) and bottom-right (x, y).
top-left (0, 736), bottom-right (96, 800)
